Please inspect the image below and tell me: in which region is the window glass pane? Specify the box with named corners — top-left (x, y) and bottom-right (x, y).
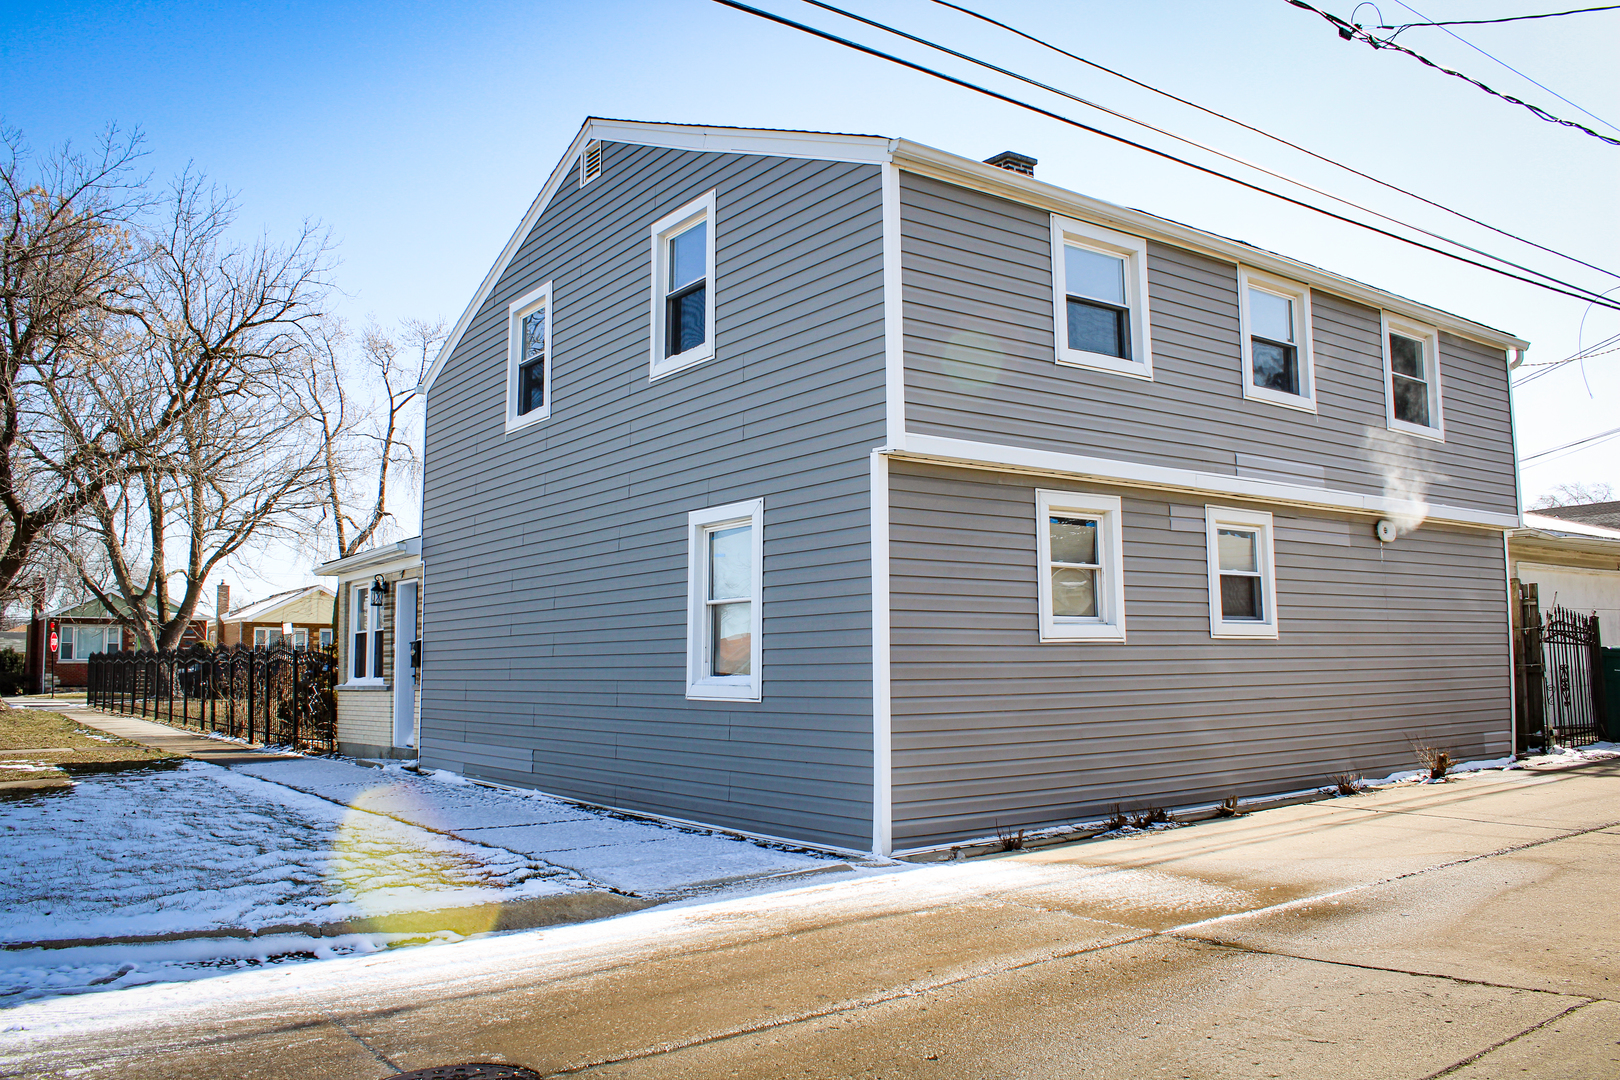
top-left (1049, 516), bottom-right (1098, 566)
top-left (1389, 333), bottom-right (1425, 379)
top-left (522, 308), bottom-right (546, 365)
top-left (1220, 574), bottom-right (1262, 620)
top-left (1065, 244), bottom-right (1125, 305)
top-left (1217, 529), bottom-right (1257, 572)
top-left (668, 285), bottom-right (706, 356)
top-left (1248, 288), bottom-right (1293, 344)
top-left (1052, 567), bottom-right (1098, 618)
top-left (711, 601), bottom-right (751, 675)
top-left (1067, 299), bottom-right (1127, 359)
top-left (354, 590), bottom-right (369, 634)
top-left (1393, 373), bottom-right (1431, 427)
top-left (518, 357), bottom-right (545, 415)
top-left (1251, 340), bottom-right (1299, 395)
top-left (669, 220), bottom-right (707, 292)
top-left (709, 524), bottom-right (752, 600)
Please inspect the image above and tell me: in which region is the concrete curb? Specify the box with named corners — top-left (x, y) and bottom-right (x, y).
top-left (2, 890), bottom-right (653, 952)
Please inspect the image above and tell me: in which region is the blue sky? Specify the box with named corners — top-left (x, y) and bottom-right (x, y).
top-left (4, 0), bottom-right (1617, 590)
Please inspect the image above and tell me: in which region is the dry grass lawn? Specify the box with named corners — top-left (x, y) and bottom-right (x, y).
top-left (0, 706), bottom-right (174, 788)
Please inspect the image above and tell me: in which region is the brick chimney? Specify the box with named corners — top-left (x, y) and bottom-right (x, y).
top-left (216, 581), bottom-right (230, 643)
top-left (984, 151), bottom-right (1037, 177)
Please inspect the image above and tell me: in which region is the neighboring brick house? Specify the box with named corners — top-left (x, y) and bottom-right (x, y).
top-left (216, 584), bottom-right (336, 650)
top-left (25, 598), bottom-right (210, 692)
top-left (314, 539), bottom-right (422, 760)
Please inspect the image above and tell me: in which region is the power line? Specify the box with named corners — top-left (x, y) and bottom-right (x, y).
top-left (1520, 423), bottom-right (1620, 465)
top-left (1385, 0), bottom-right (1620, 134)
top-left (803, 0), bottom-right (1617, 301)
top-left (927, 0), bottom-right (1620, 284)
top-left (1285, 0), bottom-right (1620, 145)
top-left (1380, 4), bottom-right (1620, 33)
top-left (711, 0), bottom-right (1620, 312)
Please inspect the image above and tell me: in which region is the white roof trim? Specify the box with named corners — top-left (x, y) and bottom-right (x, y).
top-left (313, 537), bottom-right (423, 579)
top-left (222, 584), bottom-right (336, 624)
top-left (889, 140), bottom-right (1529, 354)
top-left (420, 119), bottom-right (1528, 399)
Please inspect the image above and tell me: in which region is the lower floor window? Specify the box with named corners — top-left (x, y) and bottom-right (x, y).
top-left (686, 499), bottom-right (764, 700)
top-left (1036, 490), bottom-right (1127, 642)
top-left (1205, 506), bottom-right (1278, 638)
top-left (60, 624), bottom-right (120, 660)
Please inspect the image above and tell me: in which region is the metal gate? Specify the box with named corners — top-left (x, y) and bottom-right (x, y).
top-left (1514, 582), bottom-right (1606, 752)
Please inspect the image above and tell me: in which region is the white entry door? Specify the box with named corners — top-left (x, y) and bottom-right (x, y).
top-left (392, 580), bottom-right (418, 749)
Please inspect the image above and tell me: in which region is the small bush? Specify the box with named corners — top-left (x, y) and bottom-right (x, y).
top-left (1215, 795), bottom-right (1242, 817)
top-left (995, 823), bottom-right (1026, 851)
top-left (1104, 804), bottom-right (1129, 831)
top-left (0, 648), bottom-right (23, 696)
top-left (1412, 745), bottom-right (1453, 780)
top-left (1328, 772), bottom-right (1364, 796)
top-left (1130, 807), bottom-right (1168, 828)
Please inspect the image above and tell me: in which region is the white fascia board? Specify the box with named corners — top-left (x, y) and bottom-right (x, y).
top-left (418, 121), bottom-right (896, 398)
top-left (889, 140), bottom-right (1530, 355)
top-left (313, 538), bottom-right (424, 580)
top-left (893, 434), bottom-right (1522, 531)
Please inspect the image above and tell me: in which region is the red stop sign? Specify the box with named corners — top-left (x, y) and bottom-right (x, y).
top-left (49, 631), bottom-right (59, 652)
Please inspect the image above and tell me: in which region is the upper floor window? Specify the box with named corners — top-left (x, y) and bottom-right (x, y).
top-left (1382, 314), bottom-right (1444, 440)
top-left (686, 499), bottom-right (763, 701)
top-left (650, 191), bottom-right (716, 380)
top-left (1035, 489), bottom-right (1127, 643)
top-left (1204, 506), bottom-right (1279, 639)
top-left (506, 283), bottom-right (553, 432)
top-left (1050, 215), bottom-right (1152, 379)
top-left (1239, 269), bottom-right (1315, 412)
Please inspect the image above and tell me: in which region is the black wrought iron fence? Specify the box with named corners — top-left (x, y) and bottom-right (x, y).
top-left (1515, 592), bottom-right (1605, 752)
top-left (86, 643), bottom-right (337, 753)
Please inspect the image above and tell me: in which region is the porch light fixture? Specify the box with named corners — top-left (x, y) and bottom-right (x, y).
top-left (371, 575), bottom-right (390, 604)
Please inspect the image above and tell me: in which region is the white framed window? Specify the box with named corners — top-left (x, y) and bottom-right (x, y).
top-left (253, 627), bottom-right (282, 649)
top-left (649, 191), bottom-right (716, 380)
top-left (1035, 490), bottom-right (1127, 643)
top-left (58, 624), bottom-right (119, 660)
top-left (318, 627), bottom-right (333, 649)
top-left (686, 499), bottom-right (763, 701)
top-left (350, 585), bottom-right (385, 683)
top-left (1204, 506), bottom-right (1279, 639)
top-left (506, 282), bottom-right (553, 432)
top-left (1238, 268), bottom-right (1315, 412)
top-left (292, 628), bottom-right (309, 650)
top-left (1381, 313), bottom-right (1444, 440)
top-left (1050, 215), bottom-right (1152, 379)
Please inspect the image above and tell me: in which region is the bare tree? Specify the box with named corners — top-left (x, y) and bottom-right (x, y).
top-left (63, 171), bottom-right (334, 650)
top-left (1530, 481), bottom-right (1615, 510)
top-left (0, 125), bottom-right (147, 612)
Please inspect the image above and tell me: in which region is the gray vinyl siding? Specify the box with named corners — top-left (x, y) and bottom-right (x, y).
top-left (421, 143), bottom-right (886, 850)
top-left (889, 460), bottom-right (1511, 849)
top-left (899, 172), bottom-right (1519, 518)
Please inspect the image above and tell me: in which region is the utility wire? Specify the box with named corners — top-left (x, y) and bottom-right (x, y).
top-left (712, 0), bottom-right (1620, 312)
top-left (1513, 330), bottom-right (1620, 386)
top-left (1520, 423), bottom-right (1620, 465)
top-left (1285, 0), bottom-right (1620, 145)
top-left (803, 0), bottom-right (1615, 299)
top-left (1384, 0), bottom-right (1619, 134)
top-left (928, 0), bottom-right (1620, 284)
top-left (1380, 4), bottom-right (1620, 33)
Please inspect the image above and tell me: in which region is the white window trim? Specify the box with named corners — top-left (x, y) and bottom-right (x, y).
top-left (1035, 489), bottom-right (1127, 643)
top-left (1238, 267), bottom-right (1316, 413)
top-left (649, 190), bottom-right (717, 382)
top-left (505, 282), bottom-right (554, 433)
top-left (347, 583), bottom-right (385, 686)
top-left (1050, 215), bottom-right (1152, 380)
top-left (1381, 312), bottom-right (1445, 442)
top-left (1204, 505), bottom-right (1279, 639)
top-left (686, 498), bottom-right (764, 701)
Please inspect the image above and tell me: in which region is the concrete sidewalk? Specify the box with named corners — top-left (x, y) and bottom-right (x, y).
top-left (5, 755), bottom-right (1617, 1079)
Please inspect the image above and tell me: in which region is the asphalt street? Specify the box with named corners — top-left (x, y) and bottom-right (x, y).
top-left (4, 757), bottom-right (1617, 1079)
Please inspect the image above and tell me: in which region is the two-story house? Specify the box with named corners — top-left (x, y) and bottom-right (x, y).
top-left (415, 119), bottom-right (1526, 857)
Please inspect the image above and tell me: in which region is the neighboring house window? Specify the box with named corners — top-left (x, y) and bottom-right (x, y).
top-left (292, 628), bottom-right (308, 650)
top-left (351, 585), bottom-right (384, 682)
top-left (1238, 269), bottom-right (1315, 411)
top-left (319, 627), bottom-right (333, 649)
top-left (1050, 215), bottom-right (1152, 379)
top-left (506, 282), bottom-right (553, 431)
top-left (1382, 314), bottom-right (1444, 439)
top-left (1205, 506), bottom-right (1279, 638)
top-left (253, 627), bottom-right (283, 649)
top-left (1035, 490), bottom-right (1127, 643)
top-left (649, 191), bottom-right (716, 379)
top-left (686, 499), bottom-right (764, 701)
top-left (59, 624), bottom-right (119, 660)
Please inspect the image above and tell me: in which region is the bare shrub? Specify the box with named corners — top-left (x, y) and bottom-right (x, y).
top-left (995, 823), bottom-right (1026, 852)
top-left (1104, 804), bottom-right (1129, 831)
top-left (1328, 772), bottom-right (1364, 796)
top-left (1412, 745), bottom-right (1452, 780)
top-left (1130, 807), bottom-right (1168, 828)
top-left (1215, 795), bottom-right (1242, 817)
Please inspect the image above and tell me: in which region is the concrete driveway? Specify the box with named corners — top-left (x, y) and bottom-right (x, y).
top-left (4, 758), bottom-right (1618, 1079)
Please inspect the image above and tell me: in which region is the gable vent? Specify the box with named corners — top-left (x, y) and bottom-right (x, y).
top-left (579, 140), bottom-right (603, 187)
